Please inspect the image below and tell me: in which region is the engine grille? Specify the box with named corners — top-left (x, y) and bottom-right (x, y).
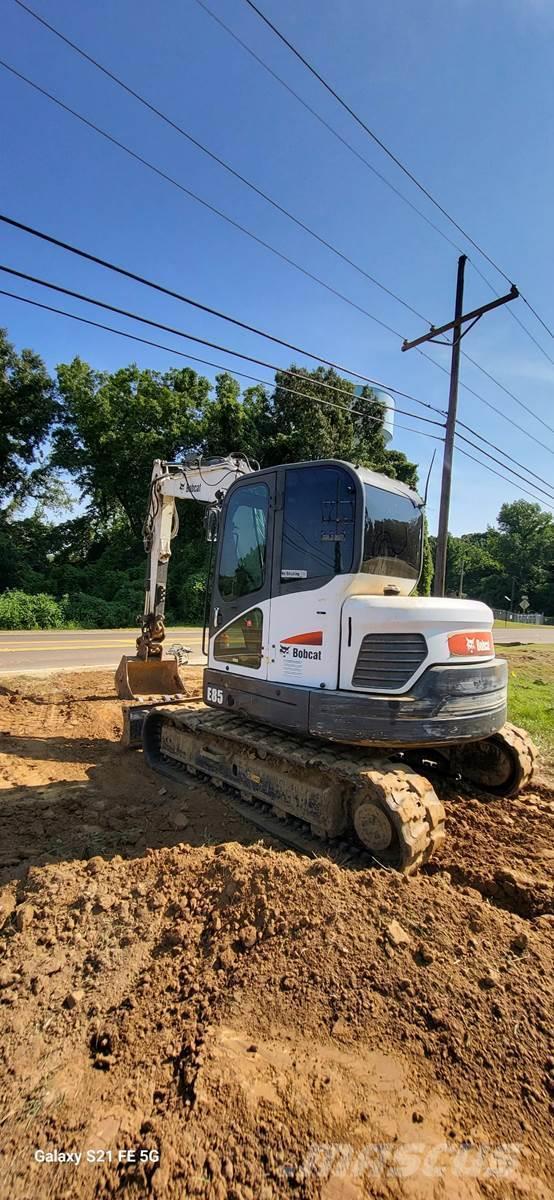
top-left (352, 633), bottom-right (427, 691)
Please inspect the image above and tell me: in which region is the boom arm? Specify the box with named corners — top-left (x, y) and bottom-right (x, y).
top-left (137, 455), bottom-right (253, 659)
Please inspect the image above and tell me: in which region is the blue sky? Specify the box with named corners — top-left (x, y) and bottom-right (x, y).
top-left (1, 0), bottom-right (553, 534)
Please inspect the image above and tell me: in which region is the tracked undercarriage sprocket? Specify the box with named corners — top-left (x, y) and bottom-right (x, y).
top-left (143, 707), bottom-right (445, 874)
top-left (449, 722), bottom-right (537, 797)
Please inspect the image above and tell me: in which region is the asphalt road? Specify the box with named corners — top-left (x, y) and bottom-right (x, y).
top-left (0, 623), bottom-right (552, 675)
top-left (0, 627), bottom-right (205, 674)
top-left (493, 625), bottom-right (554, 644)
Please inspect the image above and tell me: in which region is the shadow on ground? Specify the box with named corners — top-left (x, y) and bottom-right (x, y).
top-left (0, 731), bottom-right (266, 888)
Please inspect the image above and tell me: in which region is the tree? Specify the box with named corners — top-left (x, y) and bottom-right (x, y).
top-left (54, 360), bottom-right (210, 537)
top-left (0, 328), bottom-right (57, 504)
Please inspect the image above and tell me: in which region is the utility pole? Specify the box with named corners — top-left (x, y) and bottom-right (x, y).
top-left (402, 262), bottom-right (519, 598)
top-left (434, 254), bottom-right (466, 596)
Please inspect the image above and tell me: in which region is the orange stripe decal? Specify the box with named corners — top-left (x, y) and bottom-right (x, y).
top-left (281, 631), bottom-right (323, 646)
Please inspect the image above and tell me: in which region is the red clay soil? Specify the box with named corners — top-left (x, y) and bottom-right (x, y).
top-left (0, 669), bottom-right (552, 1200)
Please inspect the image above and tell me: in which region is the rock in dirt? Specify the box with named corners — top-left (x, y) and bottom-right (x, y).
top-left (386, 918), bottom-right (411, 947)
top-left (15, 903), bottom-right (34, 932)
top-left (0, 887), bottom-right (16, 928)
top-left (63, 989), bottom-right (85, 1009)
top-left (238, 924), bottom-right (257, 950)
top-left (171, 813), bottom-right (189, 831)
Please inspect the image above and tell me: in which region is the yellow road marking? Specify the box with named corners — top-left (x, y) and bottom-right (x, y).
top-left (0, 639), bottom-right (202, 653)
top-left (0, 641), bottom-right (136, 652)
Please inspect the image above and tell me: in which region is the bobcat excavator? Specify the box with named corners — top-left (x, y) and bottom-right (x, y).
top-left (116, 454), bottom-right (536, 874)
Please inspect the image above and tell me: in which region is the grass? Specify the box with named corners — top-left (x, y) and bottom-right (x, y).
top-left (494, 619), bottom-right (552, 629)
top-left (503, 644), bottom-right (554, 757)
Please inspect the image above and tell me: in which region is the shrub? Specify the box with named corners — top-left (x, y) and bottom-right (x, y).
top-left (60, 592), bottom-right (135, 628)
top-left (0, 589), bottom-right (64, 629)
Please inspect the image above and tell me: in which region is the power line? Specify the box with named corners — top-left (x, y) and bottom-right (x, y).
top-left (242, 0), bottom-right (546, 314)
top-left (3, 56), bottom-right (551, 443)
top-left (462, 349), bottom-right (554, 437)
top-left (4, 214), bottom-right (552, 495)
top-left (9, 211), bottom-right (553, 462)
top-left (15, 0), bottom-right (554, 361)
top-left (455, 419), bottom-right (554, 493)
top-left (418, 346), bottom-right (554, 456)
top-left (200, 0), bottom-right (554, 370)
top-left (0, 259), bottom-right (441, 422)
top-left (5, 19), bottom-right (554, 468)
top-left (4, 5), bottom-right (429, 324)
top-left (0, 212), bottom-right (425, 401)
top-left (192, 0), bottom-right (466, 259)
top-left (0, 265), bottom-right (445, 425)
top-left (5, 272), bottom-right (551, 505)
top-left (467, 260), bottom-right (554, 368)
top-left (0, 60), bottom-right (408, 346)
top-left (455, 431), bottom-right (554, 504)
top-left (456, 445), bottom-right (554, 513)
top-left (5, 281), bottom-right (553, 510)
top-left (0, 286), bottom-right (443, 442)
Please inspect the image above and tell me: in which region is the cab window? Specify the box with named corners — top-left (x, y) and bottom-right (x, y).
top-left (281, 466), bottom-right (355, 581)
top-left (218, 483), bottom-right (269, 598)
top-left (213, 609), bottom-right (263, 669)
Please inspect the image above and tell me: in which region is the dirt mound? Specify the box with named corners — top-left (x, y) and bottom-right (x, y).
top-left (0, 671), bottom-right (553, 1199)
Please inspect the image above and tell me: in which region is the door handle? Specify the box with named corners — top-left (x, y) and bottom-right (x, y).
top-left (213, 606), bottom-right (222, 627)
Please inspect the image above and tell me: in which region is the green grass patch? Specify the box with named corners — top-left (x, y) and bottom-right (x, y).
top-left (503, 645), bottom-right (554, 757)
top-left (494, 619), bottom-right (552, 629)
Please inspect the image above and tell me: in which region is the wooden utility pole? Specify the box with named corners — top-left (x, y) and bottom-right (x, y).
top-left (434, 254), bottom-right (466, 596)
top-left (402, 264), bottom-right (519, 597)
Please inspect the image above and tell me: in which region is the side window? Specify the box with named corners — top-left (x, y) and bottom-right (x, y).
top-left (214, 609), bottom-right (263, 669)
top-left (281, 466), bottom-right (355, 582)
top-left (218, 483), bottom-right (269, 599)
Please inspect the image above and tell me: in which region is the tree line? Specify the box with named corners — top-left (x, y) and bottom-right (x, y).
top-left (1, 326), bottom-right (552, 627)
top-left (0, 326), bottom-right (431, 627)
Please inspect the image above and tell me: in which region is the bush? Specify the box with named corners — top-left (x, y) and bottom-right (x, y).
top-left (60, 592), bottom-right (136, 628)
top-left (0, 589), bottom-right (65, 629)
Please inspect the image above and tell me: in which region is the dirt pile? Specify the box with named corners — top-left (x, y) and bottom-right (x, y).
top-left (0, 671), bottom-right (553, 1199)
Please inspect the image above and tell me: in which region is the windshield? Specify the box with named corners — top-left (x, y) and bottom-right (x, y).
top-left (362, 483), bottom-right (422, 581)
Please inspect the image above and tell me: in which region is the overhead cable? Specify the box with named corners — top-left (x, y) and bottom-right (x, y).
top-left (0, 286), bottom-right (444, 441)
top-left (0, 266), bottom-right (445, 424)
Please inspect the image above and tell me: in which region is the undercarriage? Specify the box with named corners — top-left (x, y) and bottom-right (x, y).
top-left (142, 705), bottom-right (536, 874)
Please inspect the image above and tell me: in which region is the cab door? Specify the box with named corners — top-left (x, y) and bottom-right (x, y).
top-left (207, 474), bottom-right (275, 680)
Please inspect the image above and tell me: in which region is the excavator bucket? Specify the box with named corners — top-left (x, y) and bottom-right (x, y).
top-left (115, 654), bottom-right (188, 701)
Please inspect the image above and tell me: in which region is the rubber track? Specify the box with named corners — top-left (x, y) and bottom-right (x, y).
top-left (495, 723), bottom-right (537, 796)
top-left (452, 721), bottom-right (538, 798)
top-left (147, 706), bottom-right (446, 874)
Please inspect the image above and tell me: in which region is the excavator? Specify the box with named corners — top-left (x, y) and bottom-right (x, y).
top-left (116, 453), bottom-right (536, 874)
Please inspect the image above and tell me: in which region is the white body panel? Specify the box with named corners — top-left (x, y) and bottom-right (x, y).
top-left (208, 580), bottom-right (496, 697)
top-left (340, 594), bottom-right (494, 694)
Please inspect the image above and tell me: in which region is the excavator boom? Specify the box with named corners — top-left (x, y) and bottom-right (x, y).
top-left (116, 454), bottom-right (254, 701)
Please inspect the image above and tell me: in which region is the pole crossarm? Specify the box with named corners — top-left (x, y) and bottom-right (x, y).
top-left (401, 284), bottom-right (519, 351)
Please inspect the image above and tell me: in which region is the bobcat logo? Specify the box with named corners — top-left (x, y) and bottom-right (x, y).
top-left (280, 644), bottom-right (291, 656)
top-left (465, 637), bottom-right (475, 651)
